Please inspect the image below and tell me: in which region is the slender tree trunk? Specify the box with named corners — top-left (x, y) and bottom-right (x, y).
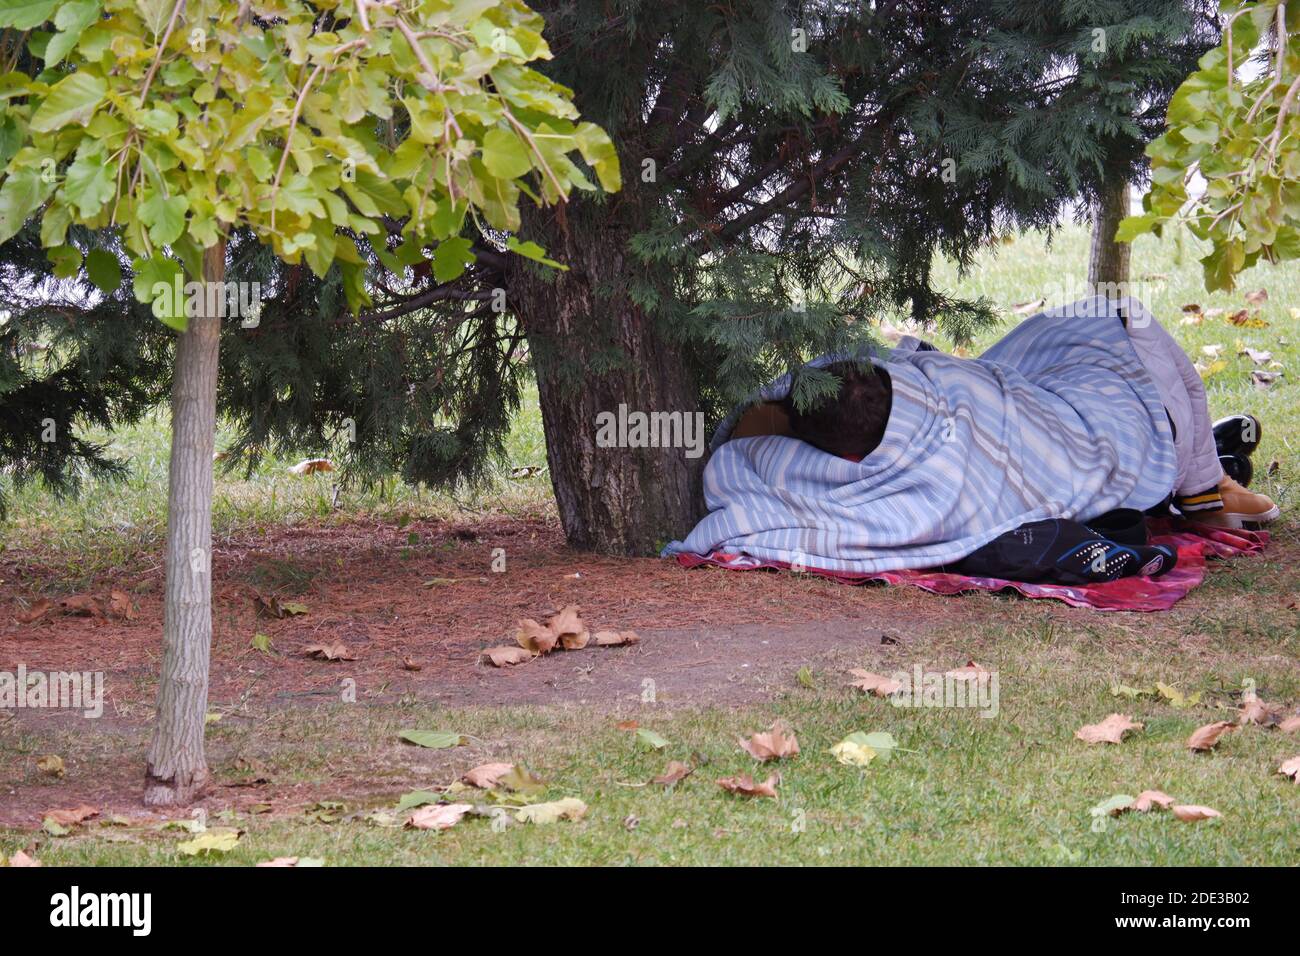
top-left (1088, 179), bottom-right (1131, 294)
top-left (144, 241), bottom-right (224, 807)
top-left (509, 217), bottom-right (704, 556)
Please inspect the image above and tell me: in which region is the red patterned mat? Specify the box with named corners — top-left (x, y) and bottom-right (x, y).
top-left (673, 520), bottom-right (1268, 612)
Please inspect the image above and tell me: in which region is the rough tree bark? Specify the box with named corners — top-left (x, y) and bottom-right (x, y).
top-left (508, 214), bottom-right (704, 556)
top-left (1088, 179), bottom-right (1132, 293)
top-left (143, 240), bottom-right (225, 807)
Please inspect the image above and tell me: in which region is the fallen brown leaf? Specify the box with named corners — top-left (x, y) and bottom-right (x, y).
top-left (1076, 713), bottom-right (1144, 745)
top-left (1133, 790), bottom-right (1175, 812)
top-left (1171, 804), bottom-right (1222, 822)
top-left (288, 458), bottom-right (334, 475)
top-left (36, 755), bottom-right (64, 778)
top-left (407, 803), bottom-right (473, 830)
top-left (482, 646), bottom-right (535, 667)
top-left (615, 719), bottom-right (639, 731)
top-left (107, 589), bottom-right (136, 621)
top-left (738, 721), bottom-right (800, 762)
top-left (515, 618), bottom-right (557, 654)
top-left (302, 642), bottom-right (356, 662)
top-left (59, 594), bottom-right (103, 618)
top-left (1279, 715), bottom-right (1300, 733)
top-left (15, 600), bottom-right (53, 624)
top-left (1278, 756), bottom-right (1300, 784)
top-left (7, 850), bottom-right (40, 867)
top-left (593, 630), bottom-right (640, 646)
top-left (462, 763), bottom-right (514, 789)
top-left (401, 657), bottom-right (422, 672)
top-left (848, 669), bottom-right (902, 696)
top-left (653, 761), bottom-right (693, 786)
top-left (1238, 700), bottom-right (1280, 727)
top-left (1244, 288), bottom-right (1269, 306)
top-left (716, 773), bottom-right (779, 799)
top-left (43, 805), bottom-right (99, 827)
top-left (548, 604), bottom-right (589, 650)
top-left (1187, 720), bottom-right (1236, 752)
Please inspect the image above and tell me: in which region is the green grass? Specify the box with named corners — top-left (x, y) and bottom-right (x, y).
top-left (6, 618), bottom-right (1298, 865)
top-left (3, 222), bottom-right (1298, 866)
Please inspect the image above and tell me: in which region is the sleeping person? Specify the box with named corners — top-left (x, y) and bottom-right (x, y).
top-left (663, 297), bottom-right (1278, 577)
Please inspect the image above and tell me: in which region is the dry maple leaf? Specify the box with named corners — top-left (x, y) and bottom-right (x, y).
top-left (1280, 715), bottom-right (1300, 733)
top-left (58, 594), bottom-right (103, 618)
top-left (653, 761), bottom-right (693, 786)
top-left (1075, 714), bottom-right (1144, 745)
top-left (462, 762), bottom-right (514, 789)
top-left (15, 599), bottom-right (53, 624)
top-left (43, 805), bottom-right (99, 827)
top-left (515, 618), bottom-right (558, 654)
top-left (107, 590), bottom-right (136, 621)
top-left (738, 721), bottom-right (801, 762)
top-left (716, 773), bottom-right (780, 798)
top-left (482, 646), bottom-right (535, 667)
top-left (1278, 756), bottom-right (1300, 784)
top-left (1187, 720), bottom-right (1236, 752)
top-left (407, 803), bottom-right (473, 830)
top-left (548, 604), bottom-right (589, 650)
top-left (7, 850), bottom-right (40, 867)
top-left (401, 657), bottom-right (422, 672)
top-left (1171, 804), bottom-right (1222, 822)
top-left (1244, 288), bottom-right (1269, 306)
top-left (1238, 700), bottom-right (1280, 727)
top-left (303, 642), bottom-right (356, 662)
top-left (288, 457), bottom-right (334, 475)
top-left (615, 719), bottom-right (639, 731)
top-left (594, 630), bottom-right (640, 646)
top-left (848, 669), bottom-right (902, 696)
top-left (1133, 790), bottom-right (1175, 812)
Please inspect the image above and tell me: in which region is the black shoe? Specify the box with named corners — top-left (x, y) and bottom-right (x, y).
top-left (1213, 414), bottom-right (1261, 458)
top-left (1219, 452), bottom-right (1253, 488)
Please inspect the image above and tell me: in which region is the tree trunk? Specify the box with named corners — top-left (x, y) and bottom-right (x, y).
top-left (509, 218), bottom-right (704, 556)
top-left (1088, 179), bottom-right (1131, 295)
top-left (144, 241), bottom-right (224, 807)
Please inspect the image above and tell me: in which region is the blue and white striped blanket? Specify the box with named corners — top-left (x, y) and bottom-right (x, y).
top-left (664, 298), bottom-right (1179, 573)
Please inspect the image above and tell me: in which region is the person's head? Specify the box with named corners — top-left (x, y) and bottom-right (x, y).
top-left (782, 361), bottom-right (892, 460)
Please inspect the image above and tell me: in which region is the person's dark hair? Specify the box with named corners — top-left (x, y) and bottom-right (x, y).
top-left (782, 361), bottom-right (892, 459)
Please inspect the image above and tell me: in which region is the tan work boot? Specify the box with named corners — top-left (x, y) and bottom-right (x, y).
top-left (1193, 477), bottom-right (1280, 529)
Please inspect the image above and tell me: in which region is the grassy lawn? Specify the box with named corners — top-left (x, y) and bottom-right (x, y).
top-left (2, 222), bottom-right (1298, 866)
top-left (8, 610), bottom-right (1299, 866)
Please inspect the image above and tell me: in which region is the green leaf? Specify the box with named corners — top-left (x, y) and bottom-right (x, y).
top-left (250, 632), bottom-right (272, 653)
top-left (481, 127), bottom-right (532, 179)
top-left (399, 730), bottom-right (467, 749)
top-left (130, 253), bottom-right (185, 331)
top-left (0, 0), bottom-right (60, 30)
top-left (62, 149), bottom-right (115, 218)
top-left (176, 828), bottom-right (242, 856)
top-left (1089, 794), bottom-right (1135, 818)
top-left (1114, 213), bottom-right (1157, 244)
top-left (842, 730), bottom-right (902, 762)
top-left (394, 790), bottom-right (442, 813)
top-left (29, 71), bottom-right (107, 132)
top-left (139, 191), bottom-right (189, 247)
top-left (506, 236), bottom-right (566, 270)
top-left (431, 236), bottom-right (475, 282)
top-left (513, 797), bottom-right (587, 824)
top-left (634, 728), bottom-right (670, 750)
top-left (47, 243), bottom-right (81, 278)
top-left (85, 248), bottom-right (123, 290)
top-left (134, 0), bottom-right (173, 36)
top-left (0, 166), bottom-right (52, 244)
top-left (44, 0), bottom-right (101, 68)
